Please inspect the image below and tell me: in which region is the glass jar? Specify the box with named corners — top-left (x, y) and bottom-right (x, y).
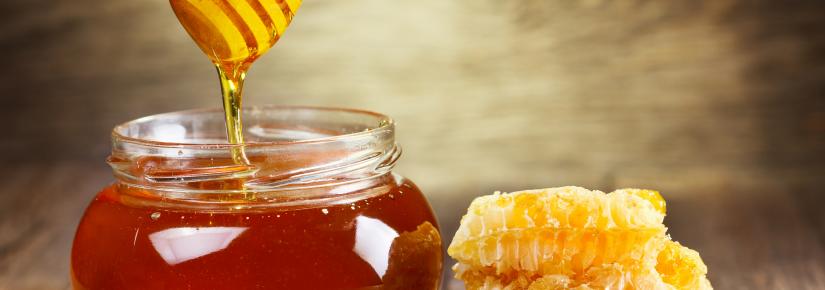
top-left (71, 106), bottom-right (443, 289)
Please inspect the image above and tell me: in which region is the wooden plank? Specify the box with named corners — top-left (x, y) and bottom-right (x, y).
top-left (666, 190), bottom-right (825, 290)
top-left (0, 163), bottom-right (110, 290)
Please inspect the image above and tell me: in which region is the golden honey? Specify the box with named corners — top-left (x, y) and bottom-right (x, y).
top-left (169, 0), bottom-right (301, 162)
top-left (72, 177), bottom-right (442, 289)
top-left (170, 0), bottom-right (300, 64)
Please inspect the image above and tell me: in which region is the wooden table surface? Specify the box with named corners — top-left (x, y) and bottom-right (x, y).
top-left (1, 0), bottom-right (825, 289)
top-left (0, 162), bottom-right (823, 289)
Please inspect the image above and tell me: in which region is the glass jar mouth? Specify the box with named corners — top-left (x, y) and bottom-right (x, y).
top-left (112, 105), bottom-right (394, 148)
top-left (109, 105), bottom-right (400, 196)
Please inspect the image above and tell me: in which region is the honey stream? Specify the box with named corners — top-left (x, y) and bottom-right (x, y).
top-left (169, 0), bottom-right (301, 164)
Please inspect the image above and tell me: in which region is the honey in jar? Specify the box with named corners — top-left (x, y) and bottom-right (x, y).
top-left (70, 107), bottom-right (444, 289)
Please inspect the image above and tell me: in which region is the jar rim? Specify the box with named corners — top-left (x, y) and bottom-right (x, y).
top-left (108, 105), bottom-right (401, 194)
top-left (112, 105), bottom-right (394, 148)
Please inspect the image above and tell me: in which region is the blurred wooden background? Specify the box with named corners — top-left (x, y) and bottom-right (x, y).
top-left (1, 0), bottom-right (824, 289)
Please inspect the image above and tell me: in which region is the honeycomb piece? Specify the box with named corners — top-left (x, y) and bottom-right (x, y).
top-left (449, 187), bottom-right (667, 273)
top-left (382, 222), bottom-right (443, 290)
top-left (448, 187), bottom-right (712, 290)
top-left (657, 241), bottom-right (713, 290)
top-left (614, 188), bottom-right (667, 215)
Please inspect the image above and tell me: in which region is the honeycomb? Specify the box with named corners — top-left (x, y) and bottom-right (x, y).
top-left (448, 187), bottom-right (711, 290)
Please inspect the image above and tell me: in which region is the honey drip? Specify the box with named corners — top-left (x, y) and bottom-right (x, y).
top-left (169, 0), bottom-right (301, 163)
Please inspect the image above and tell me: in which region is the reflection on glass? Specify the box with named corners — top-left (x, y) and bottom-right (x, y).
top-left (353, 216), bottom-right (398, 277)
top-left (149, 123), bottom-right (187, 143)
top-left (149, 227), bottom-right (247, 265)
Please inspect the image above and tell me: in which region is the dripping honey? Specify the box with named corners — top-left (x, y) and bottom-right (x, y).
top-left (169, 0), bottom-right (301, 162)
